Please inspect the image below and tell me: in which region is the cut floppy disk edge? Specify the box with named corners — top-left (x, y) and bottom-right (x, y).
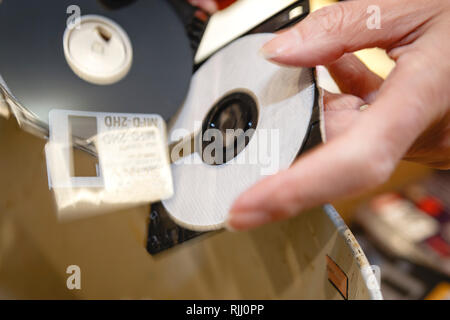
top-left (44, 34), bottom-right (326, 230)
top-left (45, 109), bottom-right (174, 220)
top-left (146, 33), bottom-right (326, 254)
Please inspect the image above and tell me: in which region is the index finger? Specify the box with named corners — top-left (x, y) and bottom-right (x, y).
top-left (260, 0), bottom-right (441, 67)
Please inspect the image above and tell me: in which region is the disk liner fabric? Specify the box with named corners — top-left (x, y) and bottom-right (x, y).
top-left (163, 34), bottom-right (317, 231)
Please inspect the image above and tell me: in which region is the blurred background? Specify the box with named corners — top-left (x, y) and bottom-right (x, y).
top-left (317, 0), bottom-right (450, 300)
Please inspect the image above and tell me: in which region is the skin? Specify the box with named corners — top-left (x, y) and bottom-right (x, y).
top-left (191, 0), bottom-right (450, 230)
top-left (187, 0), bottom-right (218, 14)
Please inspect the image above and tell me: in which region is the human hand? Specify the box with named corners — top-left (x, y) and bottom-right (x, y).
top-left (187, 0), bottom-right (236, 14)
top-left (227, 0), bottom-right (450, 231)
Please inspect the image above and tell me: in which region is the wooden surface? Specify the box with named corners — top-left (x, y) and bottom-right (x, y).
top-left (0, 117), bottom-right (376, 299)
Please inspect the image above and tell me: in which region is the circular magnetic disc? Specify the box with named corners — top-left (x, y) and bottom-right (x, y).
top-left (0, 0), bottom-right (193, 124)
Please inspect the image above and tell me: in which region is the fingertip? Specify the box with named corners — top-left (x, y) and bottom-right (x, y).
top-left (260, 35), bottom-right (295, 60)
top-left (225, 210), bottom-right (271, 231)
top-left (259, 28), bottom-right (305, 64)
top-left (260, 27), bottom-right (340, 67)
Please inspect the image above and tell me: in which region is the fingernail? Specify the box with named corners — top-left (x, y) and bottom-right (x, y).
top-left (189, 0), bottom-right (218, 14)
top-left (259, 28), bottom-right (301, 60)
top-left (225, 211), bottom-right (271, 231)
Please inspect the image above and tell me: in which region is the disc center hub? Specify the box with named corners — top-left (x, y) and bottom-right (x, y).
top-left (63, 15), bottom-right (133, 85)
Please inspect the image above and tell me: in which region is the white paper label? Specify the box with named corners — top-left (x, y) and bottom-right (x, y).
top-left (46, 109), bottom-right (173, 217)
